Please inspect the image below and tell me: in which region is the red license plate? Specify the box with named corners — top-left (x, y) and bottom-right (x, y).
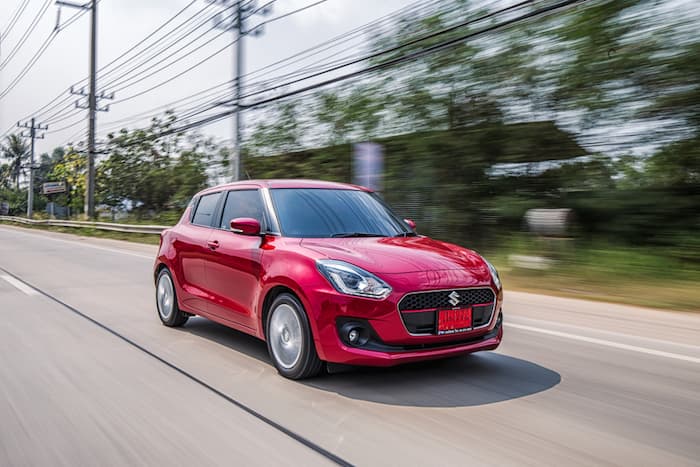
top-left (437, 308), bottom-right (472, 335)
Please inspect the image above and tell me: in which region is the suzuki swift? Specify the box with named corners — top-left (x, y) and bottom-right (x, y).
top-left (154, 179), bottom-right (503, 379)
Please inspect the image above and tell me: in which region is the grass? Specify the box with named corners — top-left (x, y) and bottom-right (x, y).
top-left (2, 220), bottom-right (698, 311)
top-left (487, 237), bottom-right (700, 312)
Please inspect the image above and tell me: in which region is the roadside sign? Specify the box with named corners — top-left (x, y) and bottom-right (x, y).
top-left (42, 181), bottom-right (67, 195)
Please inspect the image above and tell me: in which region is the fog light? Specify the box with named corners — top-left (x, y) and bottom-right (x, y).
top-left (348, 328), bottom-right (360, 343)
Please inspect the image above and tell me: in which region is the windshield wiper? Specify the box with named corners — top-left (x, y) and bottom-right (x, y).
top-left (393, 231), bottom-right (418, 237)
top-left (331, 232), bottom-right (387, 238)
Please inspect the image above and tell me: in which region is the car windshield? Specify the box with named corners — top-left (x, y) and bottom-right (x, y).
top-left (269, 188), bottom-right (414, 238)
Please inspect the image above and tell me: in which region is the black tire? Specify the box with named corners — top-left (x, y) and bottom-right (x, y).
top-left (155, 268), bottom-right (189, 327)
top-left (265, 293), bottom-right (323, 380)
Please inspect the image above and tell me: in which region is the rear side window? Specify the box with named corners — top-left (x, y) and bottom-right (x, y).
top-left (219, 189), bottom-right (266, 230)
top-left (192, 192), bottom-right (221, 227)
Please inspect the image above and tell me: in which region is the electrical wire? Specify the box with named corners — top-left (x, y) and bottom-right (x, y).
top-left (1, 0), bottom-right (32, 40)
top-left (103, 9), bottom-right (237, 94)
top-left (104, 0), bottom-right (332, 101)
top-left (238, 0), bottom-right (535, 103)
top-left (97, 1), bottom-right (223, 88)
top-left (249, 0), bottom-right (329, 30)
top-left (240, 0), bottom-right (446, 93)
top-left (113, 0), bottom-right (588, 147)
top-left (22, 0), bottom-right (407, 142)
top-left (95, 0), bottom-right (199, 81)
top-left (0, 6), bottom-right (89, 102)
top-left (0, 0), bottom-right (53, 71)
top-left (1, 0), bottom-right (214, 136)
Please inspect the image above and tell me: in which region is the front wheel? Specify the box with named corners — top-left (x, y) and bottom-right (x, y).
top-left (266, 293), bottom-right (323, 379)
top-left (156, 268), bottom-right (188, 327)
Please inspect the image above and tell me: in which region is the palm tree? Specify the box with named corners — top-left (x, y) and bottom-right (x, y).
top-left (1, 134), bottom-right (29, 190)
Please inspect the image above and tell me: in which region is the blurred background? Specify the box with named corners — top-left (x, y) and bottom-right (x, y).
top-left (1, 0), bottom-right (699, 310)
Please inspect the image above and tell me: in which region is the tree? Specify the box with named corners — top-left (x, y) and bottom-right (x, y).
top-left (99, 113), bottom-right (216, 216)
top-left (249, 101), bottom-right (304, 155)
top-left (1, 134), bottom-right (29, 190)
top-left (47, 148), bottom-right (86, 215)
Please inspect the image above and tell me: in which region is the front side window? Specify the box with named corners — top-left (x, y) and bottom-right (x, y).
top-left (191, 192), bottom-right (221, 227)
top-left (219, 189), bottom-right (266, 230)
top-left (269, 188), bottom-right (412, 238)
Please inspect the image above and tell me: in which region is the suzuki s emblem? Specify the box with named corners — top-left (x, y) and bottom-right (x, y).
top-left (448, 291), bottom-right (461, 307)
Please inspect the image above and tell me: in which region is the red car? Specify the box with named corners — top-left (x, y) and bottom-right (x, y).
top-left (154, 180), bottom-right (503, 379)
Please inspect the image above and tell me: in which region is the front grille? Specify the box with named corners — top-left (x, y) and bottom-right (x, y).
top-left (398, 288), bottom-right (495, 311)
top-left (399, 288), bottom-right (496, 335)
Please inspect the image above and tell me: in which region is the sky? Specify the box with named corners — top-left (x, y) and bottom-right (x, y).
top-left (0, 0), bottom-right (413, 153)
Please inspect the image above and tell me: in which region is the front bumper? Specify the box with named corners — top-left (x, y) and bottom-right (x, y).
top-left (304, 271), bottom-right (504, 366)
top-left (326, 312), bottom-right (503, 367)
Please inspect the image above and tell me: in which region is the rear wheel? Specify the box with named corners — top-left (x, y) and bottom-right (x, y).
top-left (266, 293), bottom-right (323, 379)
top-left (156, 268), bottom-right (188, 327)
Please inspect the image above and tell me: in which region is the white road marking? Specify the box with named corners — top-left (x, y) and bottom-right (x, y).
top-left (509, 316), bottom-right (700, 351)
top-left (1, 274), bottom-right (39, 296)
top-left (0, 226), bottom-right (153, 260)
top-left (507, 322), bottom-right (700, 364)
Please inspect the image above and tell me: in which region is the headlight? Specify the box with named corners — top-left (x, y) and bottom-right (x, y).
top-left (484, 258), bottom-right (502, 290)
top-left (316, 259), bottom-right (392, 299)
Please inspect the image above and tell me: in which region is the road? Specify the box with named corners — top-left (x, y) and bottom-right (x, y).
top-left (0, 225), bottom-right (698, 466)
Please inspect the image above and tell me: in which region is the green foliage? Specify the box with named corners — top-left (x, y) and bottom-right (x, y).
top-left (249, 101), bottom-right (303, 154)
top-left (47, 148), bottom-right (86, 213)
top-left (99, 114), bottom-right (216, 216)
top-left (1, 134), bottom-right (29, 190)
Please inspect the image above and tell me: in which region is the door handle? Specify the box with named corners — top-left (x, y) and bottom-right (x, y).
top-left (207, 240), bottom-right (220, 250)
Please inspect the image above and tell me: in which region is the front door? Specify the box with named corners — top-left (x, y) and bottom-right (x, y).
top-left (205, 189), bottom-right (267, 329)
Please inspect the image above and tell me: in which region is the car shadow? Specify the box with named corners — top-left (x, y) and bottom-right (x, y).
top-left (178, 318), bottom-right (561, 408)
top-left (306, 353), bottom-right (561, 407)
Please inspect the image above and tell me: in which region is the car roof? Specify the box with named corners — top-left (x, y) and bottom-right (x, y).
top-left (196, 179), bottom-right (370, 196)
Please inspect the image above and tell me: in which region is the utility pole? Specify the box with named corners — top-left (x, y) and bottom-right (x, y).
top-left (233, 0), bottom-right (243, 182)
top-left (211, 0), bottom-right (271, 181)
top-left (18, 118), bottom-right (48, 218)
top-left (56, 0), bottom-right (112, 218)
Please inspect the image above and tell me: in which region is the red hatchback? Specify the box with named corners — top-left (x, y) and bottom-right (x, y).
top-left (154, 179), bottom-right (503, 379)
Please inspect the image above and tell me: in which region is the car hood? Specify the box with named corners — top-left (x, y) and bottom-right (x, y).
top-left (300, 236), bottom-right (490, 277)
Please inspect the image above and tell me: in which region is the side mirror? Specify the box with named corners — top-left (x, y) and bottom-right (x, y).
top-left (404, 218), bottom-right (417, 230)
top-left (230, 217), bottom-right (261, 236)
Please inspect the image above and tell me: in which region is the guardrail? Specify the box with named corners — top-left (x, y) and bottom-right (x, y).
top-left (0, 216), bottom-right (169, 235)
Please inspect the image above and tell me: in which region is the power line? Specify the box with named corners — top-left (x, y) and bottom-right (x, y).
top-left (249, 0), bottom-right (329, 30)
top-left (0, 0), bottom-right (53, 71)
top-left (109, 37), bottom-right (240, 106)
top-left (0, 6), bottom-right (89, 102)
top-left (239, 0), bottom-right (535, 103)
top-left (234, 0), bottom-right (452, 101)
top-left (1, 0), bottom-right (32, 40)
top-left (103, 0), bottom-right (331, 107)
top-left (42, 0), bottom-right (426, 144)
top-left (97, 81), bottom-right (233, 133)
top-left (95, 0), bottom-right (200, 80)
top-left (0, 31), bottom-right (56, 100)
top-left (1, 0), bottom-right (212, 139)
top-left (238, 0), bottom-right (440, 84)
top-left (97, 1), bottom-right (223, 88)
top-left (113, 0), bottom-right (588, 147)
top-left (103, 9), bottom-right (238, 94)
top-left (67, 0), bottom-right (517, 146)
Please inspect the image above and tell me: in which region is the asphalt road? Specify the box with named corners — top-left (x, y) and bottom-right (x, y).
top-left (0, 225), bottom-right (698, 466)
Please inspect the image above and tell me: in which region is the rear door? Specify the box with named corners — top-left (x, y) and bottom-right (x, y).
top-left (205, 188), bottom-right (267, 329)
top-left (173, 191), bottom-right (223, 313)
